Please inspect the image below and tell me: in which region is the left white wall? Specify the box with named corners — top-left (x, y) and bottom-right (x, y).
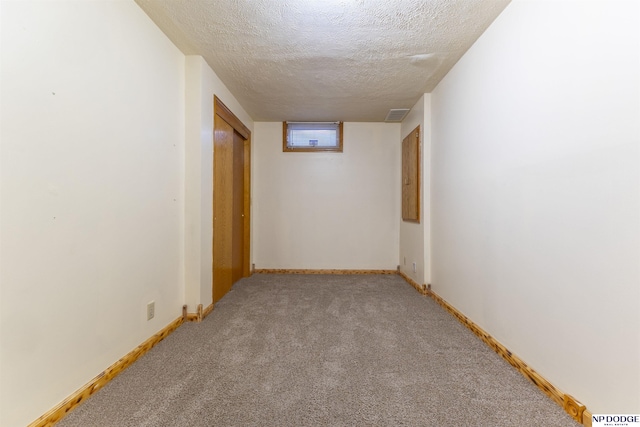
top-left (0, 2), bottom-right (185, 425)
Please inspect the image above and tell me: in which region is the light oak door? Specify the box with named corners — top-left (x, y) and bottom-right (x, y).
top-left (212, 96), bottom-right (251, 304)
top-left (213, 114), bottom-right (235, 303)
top-left (231, 130), bottom-right (244, 285)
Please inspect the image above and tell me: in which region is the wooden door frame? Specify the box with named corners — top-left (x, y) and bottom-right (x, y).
top-left (213, 96), bottom-right (251, 296)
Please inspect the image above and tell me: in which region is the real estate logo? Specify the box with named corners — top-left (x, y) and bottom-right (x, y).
top-left (592, 415), bottom-right (640, 427)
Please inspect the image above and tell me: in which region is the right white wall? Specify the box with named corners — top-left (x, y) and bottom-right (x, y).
top-left (431, 0), bottom-right (639, 414)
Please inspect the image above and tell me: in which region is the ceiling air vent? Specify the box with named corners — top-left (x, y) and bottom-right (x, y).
top-left (385, 109), bottom-right (410, 122)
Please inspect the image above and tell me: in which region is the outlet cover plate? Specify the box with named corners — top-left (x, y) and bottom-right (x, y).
top-left (147, 301), bottom-right (155, 320)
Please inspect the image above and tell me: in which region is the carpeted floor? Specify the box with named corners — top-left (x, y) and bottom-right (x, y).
top-left (57, 274), bottom-right (580, 426)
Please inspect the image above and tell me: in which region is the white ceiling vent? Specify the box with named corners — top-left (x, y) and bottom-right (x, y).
top-left (384, 109), bottom-right (410, 122)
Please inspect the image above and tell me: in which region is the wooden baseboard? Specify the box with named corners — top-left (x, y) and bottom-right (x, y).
top-left (29, 275), bottom-right (593, 427)
top-left (185, 310), bottom-right (199, 322)
top-left (254, 268), bottom-right (397, 275)
top-left (202, 302), bottom-right (214, 318)
top-left (184, 303), bottom-right (215, 323)
top-left (397, 270), bottom-right (428, 295)
top-left (396, 274), bottom-right (590, 426)
top-left (27, 316), bottom-right (183, 427)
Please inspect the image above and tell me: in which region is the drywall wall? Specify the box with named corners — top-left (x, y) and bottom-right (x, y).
top-left (399, 95), bottom-right (432, 285)
top-left (184, 56), bottom-right (253, 311)
top-left (431, 0), bottom-right (639, 413)
top-left (0, 1), bottom-right (185, 425)
top-left (253, 122), bottom-right (400, 270)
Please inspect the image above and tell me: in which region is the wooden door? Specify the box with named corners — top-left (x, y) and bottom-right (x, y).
top-left (213, 115), bottom-right (234, 303)
top-left (213, 96), bottom-right (251, 304)
top-left (231, 131), bottom-right (244, 285)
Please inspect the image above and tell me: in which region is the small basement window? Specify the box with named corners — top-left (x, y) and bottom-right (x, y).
top-left (283, 121), bottom-right (343, 152)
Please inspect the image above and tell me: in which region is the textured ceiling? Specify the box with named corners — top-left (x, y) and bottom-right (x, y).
top-left (135, 0), bottom-right (510, 122)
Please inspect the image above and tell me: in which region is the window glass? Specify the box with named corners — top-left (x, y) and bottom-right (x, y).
top-left (283, 122), bottom-right (343, 152)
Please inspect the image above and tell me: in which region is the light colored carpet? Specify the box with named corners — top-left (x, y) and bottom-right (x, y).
top-left (57, 274), bottom-right (580, 426)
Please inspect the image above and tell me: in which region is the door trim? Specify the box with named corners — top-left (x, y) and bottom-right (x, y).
top-left (215, 96), bottom-right (250, 139)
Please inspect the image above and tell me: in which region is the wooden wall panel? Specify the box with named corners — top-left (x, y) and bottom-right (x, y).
top-left (402, 126), bottom-right (420, 222)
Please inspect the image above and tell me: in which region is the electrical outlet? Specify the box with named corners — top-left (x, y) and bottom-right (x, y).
top-left (147, 301), bottom-right (155, 320)
top-left (413, 262), bottom-right (416, 273)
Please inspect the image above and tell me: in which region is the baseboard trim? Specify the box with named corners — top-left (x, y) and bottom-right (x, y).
top-left (397, 270), bottom-right (428, 295)
top-left (396, 274), bottom-right (590, 426)
top-left (27, 316), bottom-right (183, 427)
top-left (202, 302), bottom-right (214, 318)
top-left (28, 275), bottom-right (592, 426)
top-left (254, 269), bottom-right (397, 275)
top-left (184, 303), bottom-right (215, 323)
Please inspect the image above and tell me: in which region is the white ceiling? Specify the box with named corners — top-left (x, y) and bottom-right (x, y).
top-left (135, 0), bottom-right (511, 122)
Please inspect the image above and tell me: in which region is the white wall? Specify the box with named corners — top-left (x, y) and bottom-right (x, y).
top-left (253, 122), bottom-right (400, 270)
top-left (399, 95), bottom-right (432, 284)
top-left (184, 56), bottom-right (253, 311)
top-left (0, 1), bottom-right (185, 426)
top-left (431, 0), bottom-right (639, 413)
